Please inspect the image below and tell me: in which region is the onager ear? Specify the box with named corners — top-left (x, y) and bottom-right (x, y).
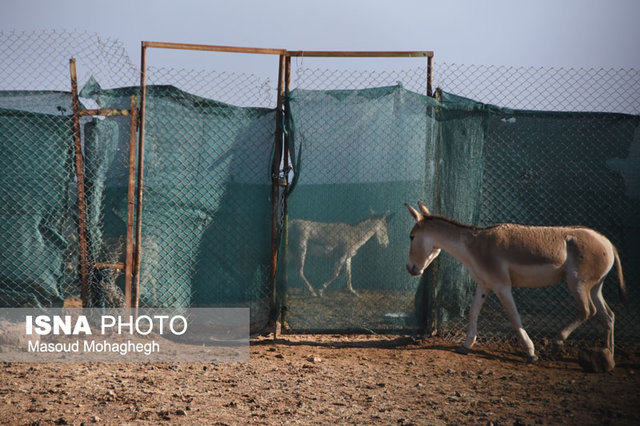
top-left (404, 203), bottom-right (423, 222)
top-left (417, 202), bottom-right (431, 217)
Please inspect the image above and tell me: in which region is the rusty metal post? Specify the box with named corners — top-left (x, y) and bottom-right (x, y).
top-left (124, 95), bottom-right (138, 308)
top-left (278, 56), bottom-right (292, 334)
top-left (283, 56), bottom-right (291, 209)
top-left (69, 58), bottom-right (91, 307)
top-left (133, 44), bottom-right (148, 309)
top-left (270, 54), bottom-right (286, 332)
top-left (423, 87), bottom-right (443, 335)
top-left (427, 55), bottom-right (434, 97)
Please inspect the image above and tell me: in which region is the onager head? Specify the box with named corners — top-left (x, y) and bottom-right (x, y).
top-left (405, 202), bottom-right (441, 276)
top-left (372, 209), bottom-right (391, 248)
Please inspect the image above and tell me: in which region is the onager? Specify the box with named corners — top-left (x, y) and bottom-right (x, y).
top-left (405, 202), bottom-right (626, 364)
top-left (289, 210), bottom-right (390, 297)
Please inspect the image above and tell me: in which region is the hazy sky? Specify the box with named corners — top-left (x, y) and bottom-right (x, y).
top-left (2, 0), bottom-right (639, 70)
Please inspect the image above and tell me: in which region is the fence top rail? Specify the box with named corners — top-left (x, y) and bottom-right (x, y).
top-left (285, 50), bottom-right (433, 58)
top-left (142, 41), bottom-right (286, 55)
top-left (141, 42), bottom-right (433, 58)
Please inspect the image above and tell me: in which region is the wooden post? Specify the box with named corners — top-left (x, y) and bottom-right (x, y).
top-left (124, 95), bottom-right (138, 308)
top-left (69, 58), bottom-right (91, 307)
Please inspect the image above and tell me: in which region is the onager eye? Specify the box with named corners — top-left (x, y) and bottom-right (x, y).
top-left (410, 235), bottom-right (415, 241)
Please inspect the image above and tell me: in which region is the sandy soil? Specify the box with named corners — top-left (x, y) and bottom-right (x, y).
top-left (1, 334), bottom-right (639, 425)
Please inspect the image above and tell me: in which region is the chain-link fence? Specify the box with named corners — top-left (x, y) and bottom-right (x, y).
top-left (0, 30), bottom-right (138, 92)
top-left (432, 64), bottom-right (640, 344)
top-left (277, 60), bottom-right (426, 333)
top-left (434, 63), bottom-right (640, 114)
top-left (2, 31), bottom-right (639, 346)
top-left (80, 44), bottom-right (283, 333)
top-left (135, 80), bottom-right (276, 329)
top-left (0, 32), bottom-right (280, 331)
top-left (0, 30), bottom-right (138, 308)
top-left (281, 61), bottom-right (639, 347)
top-left (280, 84), bottom-right (432, 333)
top-left (0, 94), bottom-right (75, 307)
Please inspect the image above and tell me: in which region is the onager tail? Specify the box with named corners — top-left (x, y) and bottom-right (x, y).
top-left (613, 245), bottom-right (627, 308)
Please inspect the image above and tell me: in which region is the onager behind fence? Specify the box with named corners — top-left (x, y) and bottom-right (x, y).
top-left (289, 210), bottom-right (390, 297)
top-left (405, 202), bottom-right (626, 366)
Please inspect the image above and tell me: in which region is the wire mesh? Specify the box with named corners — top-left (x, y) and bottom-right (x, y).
top-left (433, 63), bottom-right (640, 347)
top-left (0, 31), bottom-right (280, 326)
top-left (0, 101), bottom-right (75, 307)
top-left (0, 29), bottom-right (138, 91)
top-left (441, 109), bottom-right (640, 345)
top-left (283, 63), bottom-right (640, 348)
top-left (146, 65), bottom-right (276, 108)
top-left (281, 64), bottom-right (434, 333)
top-left (1, 30), bottom-right (639, 346)
top-left (81, 110), bottom-right (135, 308)
top-left (0, 30), bottom-right (138, 308)
top-left (131, 54), bottom-right (281, 333)
top-left (434, 62), bottom-right (640, 114)
top-left (292, 65), bottom-right (428, 95)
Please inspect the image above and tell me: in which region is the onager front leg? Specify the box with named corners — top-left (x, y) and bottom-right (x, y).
top-left (457, 284), bottom-right (488, 355)
top-left (344, 257), bottom-right (359, 296)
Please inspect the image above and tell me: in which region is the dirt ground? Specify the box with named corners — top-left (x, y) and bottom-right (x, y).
top-left (0, 334), bottom-right (639, 425)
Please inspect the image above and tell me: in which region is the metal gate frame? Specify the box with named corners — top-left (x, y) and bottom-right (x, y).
top-left (277, 50), bottom-right (434, 335)
top-left (136, 43), bottom-right (434, 333)
top-left (137, 42), bottom-right (288, 316)
top-left (70, 58), bottom-right (139, 308)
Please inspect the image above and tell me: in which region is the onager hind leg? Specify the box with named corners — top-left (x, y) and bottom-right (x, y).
top-left (297, 241), bottom-right (318, 297)
top-left (556, 278), bottom-right (597, 346)
top-left (591, 278), bottom-right (615, 355)
top-left (494, 286), bottom-right (537, 363)
top-left (319, 254), bottom-right (349, 297)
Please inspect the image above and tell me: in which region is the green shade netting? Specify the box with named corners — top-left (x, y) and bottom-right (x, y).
top-left (282, 85), bottom-right (639, 337)
top-left (474, 101), bottom-right (640, 338)
top-left (0, 93), bottom-right (76, 307)
top-left (281, 85), bottom-right (486, 332)
top-left (2, 79), bottom-right (637, 339)
top-left (81, 80), bottom-right (276, 329)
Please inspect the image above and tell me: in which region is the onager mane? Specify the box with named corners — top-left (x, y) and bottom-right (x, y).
top-left (420, 214), bottom-right (501, 232)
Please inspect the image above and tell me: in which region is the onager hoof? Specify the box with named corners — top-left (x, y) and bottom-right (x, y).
top-left (578, 347), bottom-right (615, 373)
top-left (456, 345), bottom-right (470, 355)
top-left (526, 355), bottom-right (538, 364)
